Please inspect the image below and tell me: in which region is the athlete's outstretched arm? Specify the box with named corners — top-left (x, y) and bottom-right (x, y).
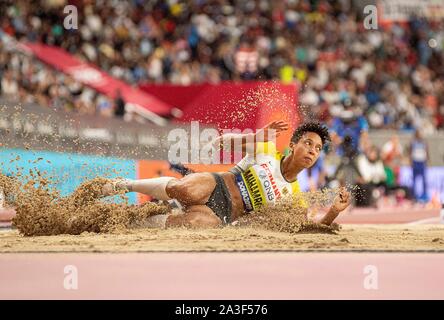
top-left (211, 120), bottom-right (289, 156)
top-left (316, 187), bottom-right (351, 225)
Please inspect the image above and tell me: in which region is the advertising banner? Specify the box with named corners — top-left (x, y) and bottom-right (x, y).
top-left (21, 43), bottom-right (173, 119)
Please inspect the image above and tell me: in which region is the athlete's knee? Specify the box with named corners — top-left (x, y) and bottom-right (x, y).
top-left (165, 179), bottom-right (181, 197)
top-left (189, 213), bottom-right (221, 228)
top-left (165, 178), bottom-right (196, 204)
top-left (166, 210), bottom-right (221, 228)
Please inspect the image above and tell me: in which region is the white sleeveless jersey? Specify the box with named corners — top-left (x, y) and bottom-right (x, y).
top-left (232, 142), bottom-right (303, 212)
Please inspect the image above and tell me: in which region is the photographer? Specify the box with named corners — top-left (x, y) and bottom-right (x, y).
top-left (330, 98), bottom-right (370, 156)
top-left (330, 135), bottom-right (363, 188)
top-left (328, 98), bottom-right (369, 186)
top-left (355, 146), bottom-right (387, 207)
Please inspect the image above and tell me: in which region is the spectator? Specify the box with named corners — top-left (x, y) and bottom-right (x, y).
top-left (408, 129), bottom-right (429, 202)
top-left (329, 135), bottom-right (363, 188)
top-left (1, 70), bottom-right (18, 99)
top-left (357, 146), bottom-right (387, 185)
top-left (114, 89), bottom-right (126, 118)
top-left (97, 95), bottom-right (113, 117)
top-left (381, 135), bottom-right (404, 187)
top-left (355, 146), bottom-right (386, 207)
top-left (330, 98), bottom-right (369, 155)
top-left (382, 161), bottom-right (413, 206)
top-left (0, 0), bottom-right (442, 132)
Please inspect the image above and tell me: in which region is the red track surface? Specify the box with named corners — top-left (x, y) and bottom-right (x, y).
top-left (1, 253), bottom-right (443, 299)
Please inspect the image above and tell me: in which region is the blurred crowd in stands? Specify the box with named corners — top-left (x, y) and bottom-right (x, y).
top-left (308, 123), bottom-right (433, 207)
top-left (1, 0), bottom-right (444, 132)
top-left (0, 43), bottom-right (116, 117)
top-left (0, 0), bottom-right (442, 206)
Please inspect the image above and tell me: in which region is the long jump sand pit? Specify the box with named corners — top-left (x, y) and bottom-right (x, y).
top-left (2, 175), bottom-right (443, 252)
top-left (1, 224), bottom-right (444, 253)
top-left (1, 176), bottom-right (444, 299)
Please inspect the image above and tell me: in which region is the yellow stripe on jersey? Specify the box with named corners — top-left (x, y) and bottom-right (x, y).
top-left (243, 167), bottom-right (267, 209)
top-left (291, 181), bottom-right (308, 209)
top-left (240, 173), bottom-right (254, 207)
top-left (255, 141), bottom-right (281, 160)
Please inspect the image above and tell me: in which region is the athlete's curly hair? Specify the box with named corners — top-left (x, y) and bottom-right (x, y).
top-left (291, 122), bottom-right (331, 146)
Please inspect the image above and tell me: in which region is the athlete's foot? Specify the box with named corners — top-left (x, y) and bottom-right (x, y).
top-left (101, 178), bottom-right (131, 197)
top-left (0, 187), bottom-right (5, 209)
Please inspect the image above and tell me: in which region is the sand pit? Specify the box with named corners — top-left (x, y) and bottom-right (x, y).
top-left (1, 170), bottom-right (347, 237)
top-left (0, 174), bottom-right (170, 235)
top-left (2, 165), bottom-right (443, 253)
top-left (1, 224), bottom-right (444, 252)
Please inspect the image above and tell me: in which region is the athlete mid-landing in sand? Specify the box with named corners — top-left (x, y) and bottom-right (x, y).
top-left (100, 121), bottom-right (351, 228)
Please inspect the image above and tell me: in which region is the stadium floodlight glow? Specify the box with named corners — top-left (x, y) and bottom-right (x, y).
top-left (428, 38), bottom-right (438, 48)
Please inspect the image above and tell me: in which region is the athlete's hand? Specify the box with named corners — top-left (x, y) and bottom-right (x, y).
top-left (256, 120), bottom-right (289, 142)
top-left (331, 187), bottom-right (351, 214)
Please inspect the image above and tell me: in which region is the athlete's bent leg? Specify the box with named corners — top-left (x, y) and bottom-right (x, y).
top-left (165, 173), bottom-right (216, 206)
top-left (166, 205), bottom-right (222, 228)
top-left (103, 173), bottom-right (217, 207)
top-left (102, 177), bottom-right (175, 200)
top-left (129, 214), bottom-right (170, 229)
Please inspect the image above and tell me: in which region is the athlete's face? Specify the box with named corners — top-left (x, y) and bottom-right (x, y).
top-left (290, 132), bottom-right (323, 168)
